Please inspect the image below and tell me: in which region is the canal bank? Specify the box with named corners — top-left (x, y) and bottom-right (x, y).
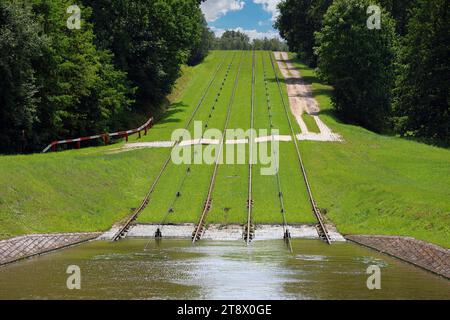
top-left (0, 233), bottom-right (100, 266)
top-left (346, 235), bottom-right (450, 279)
top-left (1, 224), bottom-right (448, 281)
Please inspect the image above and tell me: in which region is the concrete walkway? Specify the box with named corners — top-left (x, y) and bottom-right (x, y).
top-left (100, 223), bottom-right (345, 242)
top-left (118, 132), bottom-right (340, 152)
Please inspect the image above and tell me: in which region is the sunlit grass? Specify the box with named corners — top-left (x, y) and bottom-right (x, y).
top-left (1, 51), bottom-right (448, 248)
top-left (302, 114), bottom-right (320, 133)
top-left (289, 53), bottom-right (450, 247)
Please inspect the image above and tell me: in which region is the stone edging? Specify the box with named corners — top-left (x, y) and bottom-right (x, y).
top-left (0, 232), bottom-right (101, 266)
top-left (346, 235), bottom-right (450, 279)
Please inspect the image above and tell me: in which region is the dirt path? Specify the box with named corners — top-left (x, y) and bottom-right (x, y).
top-left (273, 52), bottom-right (341, 142)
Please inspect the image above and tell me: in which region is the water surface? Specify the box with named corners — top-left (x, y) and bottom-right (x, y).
top-left (0, 239), bottom-right (448, 299)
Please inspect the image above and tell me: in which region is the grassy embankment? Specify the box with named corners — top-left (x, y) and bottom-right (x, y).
top-left (137, 51), bottom-right (314, 225)
top-left (1, 50), bottom-right (448, 248)
top-left (288, 53), bottom-right (450, 247)
top-left (0, 51), bottom-right (225, 239)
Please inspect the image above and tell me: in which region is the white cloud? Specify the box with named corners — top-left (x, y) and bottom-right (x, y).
top-left (211, 26), bottom-right (281, 41)
top-left (201, 0), bottom-right (246, 22)
top-left (253, 0), bottom-right (282, 21)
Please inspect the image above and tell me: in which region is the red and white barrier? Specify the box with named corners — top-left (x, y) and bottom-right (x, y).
top-left (42, 117), bottom-right (153, 153)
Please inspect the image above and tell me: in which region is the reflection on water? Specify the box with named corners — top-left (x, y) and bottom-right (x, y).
top-left (0, 239), bottom-right (448, 300)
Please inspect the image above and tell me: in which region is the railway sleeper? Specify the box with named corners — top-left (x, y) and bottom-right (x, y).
top-left (192, 222), bottom-right (206, 241)
top-left (315, 224), bottom-right (331, 242)
top-left (204, 199), bottom-right (212, 211)
top-left (243, 223), bottom-right (256, 242)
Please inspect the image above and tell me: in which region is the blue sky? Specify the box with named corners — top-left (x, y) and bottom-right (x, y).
top-left (200, 0), bottom-right (282, 40)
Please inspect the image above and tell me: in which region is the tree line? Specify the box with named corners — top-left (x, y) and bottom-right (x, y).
top-left (0, 0), bottom-right (209, 153)
top-left (276, 0), bottom-right (449, 145)
top-left (212, 30), bottom-right (288, 51)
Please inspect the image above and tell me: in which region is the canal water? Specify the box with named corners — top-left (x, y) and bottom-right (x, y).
top-left (0, 239), bottom-right (448, 299)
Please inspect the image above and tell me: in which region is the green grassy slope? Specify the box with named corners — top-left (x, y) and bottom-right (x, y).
top-left (207, 51), bottom-right (252, 224)
top-left (137, 51), bottom-right (314, 225)
top-left (137, 51), bottom-right (243, 223)
top-left (127, 51), bottom-right (228, 143)
top-left (288, 53), bottom-right (450, 247)
top-left (0, 51), bottom-right (448, 248)
top-left (252, 51), bottom-right (283, 222)
top-left (0, 52), bottom-right (229, 239)
top-left (0, 147), bottom-right (169, 239)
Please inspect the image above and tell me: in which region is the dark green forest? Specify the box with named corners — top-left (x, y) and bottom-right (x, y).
top-left (0, 0), bottom-right (288, 154)
top-left (0, 0), bottom-right (210, 153)
top-left (275, 0), bottom-right (449, 145)
top-left (1, 0), bottom-right (448, 153)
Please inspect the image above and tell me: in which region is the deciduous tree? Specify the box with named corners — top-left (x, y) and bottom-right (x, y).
top-left (315, 0), bottom-right (397, 132)
top-left (393, 0), bottom-right (449, 144)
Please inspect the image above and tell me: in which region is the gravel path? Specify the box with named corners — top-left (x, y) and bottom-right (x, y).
top-left (273, 51), bottom-right (342, 142)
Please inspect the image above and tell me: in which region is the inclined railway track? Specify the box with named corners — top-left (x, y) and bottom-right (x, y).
top-left (155, 53), bottom-right (238, 235)
top-left (111, 53), bottom-right (228, 241)
top-left (192, 52), bottom-right (244, 243)
top-left (244, 50), bottom-right (256, 244)
top-left (261, 52), bottom-right (292, 251)
top-left (269, 52), bottom-right (332, 244)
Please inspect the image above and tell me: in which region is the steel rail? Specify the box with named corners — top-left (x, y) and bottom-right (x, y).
top-left (111, 53), bottom-right (227, 241)
top-left (269, 52), bottom-right (331, 244)
top-left (192, 52), bottom-right (244, 243)
top-left (156, 53), bottom-right (237, 232)
top-left (245, 50), bottom-right (256, 245)
top-left (262, 52), bottom-right (292, 252)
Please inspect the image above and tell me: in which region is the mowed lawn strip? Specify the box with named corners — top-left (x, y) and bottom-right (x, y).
top-left (185, 51), bottom-right (238, 137)
top-left (269, 52), bottom-right (301, 135)
top-left (174, 52), bottom-right (245, 224)
top-left (288, 53), bottom-right (450, 247)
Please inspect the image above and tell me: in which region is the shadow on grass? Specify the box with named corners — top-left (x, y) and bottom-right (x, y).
top-left (154, 101), bottom-right (189, 125)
